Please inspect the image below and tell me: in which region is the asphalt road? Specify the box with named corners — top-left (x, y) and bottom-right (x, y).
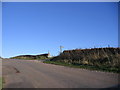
top-left (2, 59), bottom-right (119, 88)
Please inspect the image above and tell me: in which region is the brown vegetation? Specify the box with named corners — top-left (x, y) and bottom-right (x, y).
top-left (51, 47), bottom-right (120, 68)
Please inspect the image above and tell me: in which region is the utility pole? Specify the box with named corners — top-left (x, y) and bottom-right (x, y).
top-left (60, 46), bottom-right (64, 54)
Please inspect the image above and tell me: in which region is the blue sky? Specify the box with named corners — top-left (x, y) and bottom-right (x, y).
top-left (2, 2), bottom-right (118, 58)
top-left (0, 2), bottom-right (2, 57)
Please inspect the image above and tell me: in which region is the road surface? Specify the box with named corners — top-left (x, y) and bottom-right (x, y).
top-left (2, 59), bottom-right (119, 88)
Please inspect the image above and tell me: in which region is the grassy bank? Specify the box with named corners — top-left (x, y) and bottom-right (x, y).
top-left (44, 61), bottom-right (119, 73)
top-left (10, 55), bottom-right (48, 60)
top-left (44, 47), bottom-right (120, 73)
top-left (0, 77), bottom-right (2, 90)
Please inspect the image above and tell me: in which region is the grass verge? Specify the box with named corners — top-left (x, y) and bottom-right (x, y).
top-left (44, 61), bottom-right (119, 73)
top-left (0, 77), bottom-right (2, 90)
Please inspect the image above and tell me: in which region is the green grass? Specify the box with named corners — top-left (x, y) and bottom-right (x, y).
top-left (0, 77), bottom-right (2, 90)
top-left (44, 61), bottom-right (119, 73)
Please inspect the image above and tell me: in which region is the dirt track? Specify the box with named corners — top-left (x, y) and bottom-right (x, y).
top-left (2, 59), bottom-right (119, 88)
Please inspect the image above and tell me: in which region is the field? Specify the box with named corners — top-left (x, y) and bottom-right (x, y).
top-left (10, 54), bottom-right (48, 60)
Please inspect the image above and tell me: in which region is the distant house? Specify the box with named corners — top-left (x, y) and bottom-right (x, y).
top-left (48, 52), bottom-right (51, 57)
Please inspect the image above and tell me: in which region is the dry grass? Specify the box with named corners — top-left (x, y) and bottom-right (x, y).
top-left (50, 47), bottom-right (120, 73)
